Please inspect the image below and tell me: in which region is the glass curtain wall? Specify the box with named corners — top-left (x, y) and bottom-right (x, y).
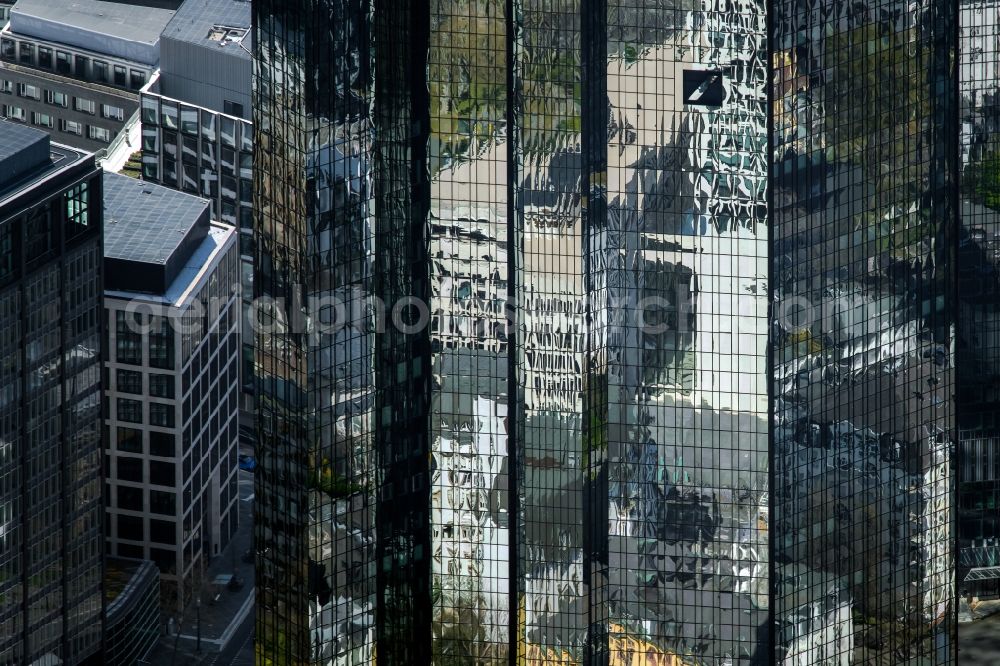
top-left (771, 0), bottom-right (957, 661)
top-left (958, 0), bottom-right (1000, 604)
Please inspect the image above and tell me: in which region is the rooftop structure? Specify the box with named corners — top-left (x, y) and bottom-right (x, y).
top-left (160, 0), bottom-right (250, 60)
top-left (0, 117), bottom-right (49, 182)
top-left (154, 0), bottom-right (250, 115)
top-left (103, 172), bottom-right (211, 294)
top-left (0, 118), bottom-right (90, 203)
top-left (9, 0), bottom-right (182, 65)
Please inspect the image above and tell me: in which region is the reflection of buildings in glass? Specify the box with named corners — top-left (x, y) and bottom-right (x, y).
top-left (773, 0), bottom-right (956, 660)
top-left (429, 137), bottom-right (510, 659)
top-left (254, 2), bottom-right (377, 663)
top-left (959, 0), bottom-right (1000, 602)
top-left (0, 119), bottom-right (104, 664)
top-left (601, 0), bottom-right (769, 658)
top-left (254, 0), bottom-right (979, 664)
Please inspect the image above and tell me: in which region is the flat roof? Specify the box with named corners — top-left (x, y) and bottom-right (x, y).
top-left (103, 173), bottom-right (213, 294)
top-left (0, 119), bottom-right (90, 208)
top-left (9, 0), bottom-right (182, 65)
top-left (104, 172), bottom-right (209, 266)
top-left (160, 0), bottom-right (250, 61)
top-left (0, 119), bottom-right (49, 185)
top-left (106, 221), bottom-right (236, 307)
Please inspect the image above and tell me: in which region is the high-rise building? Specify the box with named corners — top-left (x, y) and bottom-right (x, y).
top-left (772, 0), bottom-right (955, 661)
top-left (253, 1), bottom-right (995, 664)
top-left (0, 119), bottom-right (104, 665)
top-left (138, 0), bottom-right (255, 435)
top-left (102, 172), bottom-right (240, 611)
top-left (958, 0), bottom-right (1000, 601)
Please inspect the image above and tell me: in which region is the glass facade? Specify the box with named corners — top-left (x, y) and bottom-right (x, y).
top-left (254, 0), bottom-right (377, 662)
top-left (103, 558), bottom-right (160, 666)
top-left (772, 0), bottom-right (956, 661)
top-left (253, 0), bottom-right (1000, 664)
top-left (140, 92), bottom-right (256, 404)
top-left (256, 1), bottom-right (770, 662)
top-left (958, 0), bottom-right (1000, 604)
top-left (0, 166), bottom-right (104, 663)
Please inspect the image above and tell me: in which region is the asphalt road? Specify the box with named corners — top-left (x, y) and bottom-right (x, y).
top-left (207, 601), bottom-right (254, 666)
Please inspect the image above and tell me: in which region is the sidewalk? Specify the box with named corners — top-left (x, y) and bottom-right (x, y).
top-left (147, 465), bottom-right (255, 664)
top-left (960, 597), bottom-right (1000, 623)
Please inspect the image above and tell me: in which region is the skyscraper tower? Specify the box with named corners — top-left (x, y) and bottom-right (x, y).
top-left (957, 0), bottom-right (1000, 601)
top-left (0, 121), bottom-right (105, 664)
top-left (771, 0), bottom-right (956, 661)
top-left (253, 1), bottom-right (969, 664)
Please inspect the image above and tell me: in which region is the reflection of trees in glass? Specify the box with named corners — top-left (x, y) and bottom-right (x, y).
top-left (428, 1), bottom-right (695, 166)
top-left (308, 454), bottom-right (365, 497)
top-left (432, 582), bottom-right (502, 664)
top-left (825, 26), bottom-right (928, 172)
top-left (966, 148), bottom-right (1000, 210)
top-left (429, 1), bottom-right (506, 163)
top-left (824, 25), bottom-right (934, 258)
top-left (583, 370), bottom-right (608, 474)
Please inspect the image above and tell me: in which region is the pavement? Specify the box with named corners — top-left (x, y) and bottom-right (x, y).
top-left (146, 455), bottom-right (255, 666)
top-left (960, 597), bottom-right (1000, 623)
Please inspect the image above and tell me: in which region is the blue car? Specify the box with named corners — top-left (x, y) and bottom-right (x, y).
top-left (238, 455), bottom-right (256, 472)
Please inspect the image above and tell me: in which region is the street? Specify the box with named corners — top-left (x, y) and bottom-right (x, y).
top-left (207, 607), bottom-right (254, 666)
top-left (147, 461), bottom-right (255, 665)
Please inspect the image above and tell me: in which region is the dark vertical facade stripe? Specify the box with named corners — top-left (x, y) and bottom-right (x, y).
top-left (581, 0), bottom-right (609, 664)
top-left (372, 0), bottom-right (432, 662)
top-left (252, 2), bottom-right (311, 661)
top-left (506, 0), bottom-right (522, 663)
top-left (765, 0), bottom-right (776, 659)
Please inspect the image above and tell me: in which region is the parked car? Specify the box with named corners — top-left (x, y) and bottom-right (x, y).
top-left (238, 454), bottom-right (256, 472)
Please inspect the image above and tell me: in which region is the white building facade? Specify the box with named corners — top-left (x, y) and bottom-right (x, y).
top-left (103, 174), bottom-right (241, 611)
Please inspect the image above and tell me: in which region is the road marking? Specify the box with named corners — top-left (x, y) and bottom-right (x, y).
top-left (176, 588), bottom-right (254, 648)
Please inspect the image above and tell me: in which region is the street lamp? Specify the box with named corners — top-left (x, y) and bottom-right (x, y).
top-left (196, 594), bottom-right (202, 653)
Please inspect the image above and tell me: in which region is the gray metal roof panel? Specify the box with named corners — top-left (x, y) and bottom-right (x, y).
top-left (160, 0), bottom-right (250, 61)
top-left (0, 120), bottom-right (92, 206)
top-left (103, 171), bottom-right (209, 265)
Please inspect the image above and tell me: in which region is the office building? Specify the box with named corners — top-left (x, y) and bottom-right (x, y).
top-left (254, 1), bottom-right (767, 662)
top-left (0, 119), bottom-right (104, 665)
top-left (103, 557), bottom-right (160, 666)
top-left (958, 0), bottom-right (1000, 601)
top-left (138, 0), bottom-right (255, 426)
top-left (139, 0), bottom-right (252, 222)
top-left (102, 172), bottom-right (240, 611)
top-left (772, 0), bottom-right (955, 659)
top-left (252, 1), bottom-right (1000, 665)
top-left (0, 0), bottom-right (180, 152)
